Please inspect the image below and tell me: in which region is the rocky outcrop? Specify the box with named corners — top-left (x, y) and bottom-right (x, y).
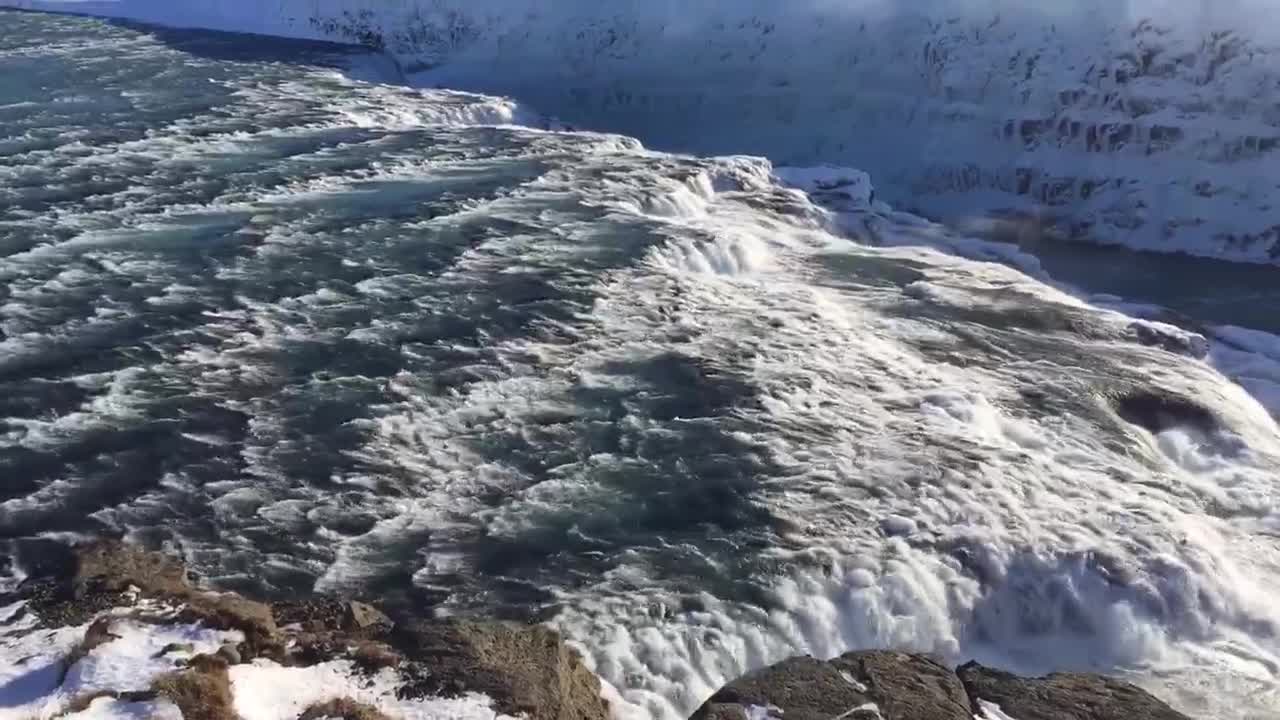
top-left (691, 651), bottom-right (971, 720)
top-left (956, 662), bottom-right (1192, 720)
top-left (2, 541), bottom-right (1196, 720)
top-left (395, 620), bottom-right (608, 720)
top-left (2, 540), bottom-right (610, 720)
top-left (691, 652), bottom-right (1191, 720)
top-left (18, 538), bottom-right (283, 660)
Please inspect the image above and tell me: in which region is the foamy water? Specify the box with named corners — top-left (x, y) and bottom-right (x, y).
top-left (2, 11), bottom-right (1279, 720)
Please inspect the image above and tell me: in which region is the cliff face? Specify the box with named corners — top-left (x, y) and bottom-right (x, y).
top-left (6, 0), bottom-right (1280, 263)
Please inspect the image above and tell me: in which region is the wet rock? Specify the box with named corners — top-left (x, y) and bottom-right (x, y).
top-left (396, 620), bottom-right (610, 720)
top-left (690, 651), bottom-right (971, 720)
top-left (300, 697), bottom-right (392, 720)
top-left (345, 600), bottom-right (393, 631)
top-left (1111, 388), bottom-right (1219, 434)
top-left (956, 662), bottom-right (1191, 720)
top-left (215, 643), bottom-right (241, 665)
top-left (693, 654), bottom-right (1193, 720)
top-left (154, 642), bottom-right (196, 658)
top-left (1126, 320), bottom-right (1210, 359)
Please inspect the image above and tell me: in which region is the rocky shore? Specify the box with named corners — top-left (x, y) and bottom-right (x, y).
top-left (1, 542), bottom-right (1194, 720)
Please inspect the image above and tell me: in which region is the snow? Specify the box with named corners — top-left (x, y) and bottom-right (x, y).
top-left (1214, 325), bottom-right (1280, 361)
top-left (975, 699), bottom-right (1020, 720)
top-left (61, 697), bottom-right (184, 720)
top-left (1210, 326), bottom-right (1280, 418)
top-left (838, 670), bottom-right (868, 693)
top-left (0, 602), bottom-right (240, 719)
top-left (62, 618), bottom-right (238, 696)
top-left (773, 166), bottom-right (875, 208)
top-left (743, 705), bottom-right (784, 720)
top-left (228, 660), bottom-right (518, 720)
top-left (0, 618), bottom-right (81, 720)
top-left (0, 600), bottom-right (515, 720)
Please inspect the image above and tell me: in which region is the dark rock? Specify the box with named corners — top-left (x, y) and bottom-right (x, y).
top-left (690, 651), bottom-right (971, 720)
top-left (272, 596), bottom-right (350, 629)
top-left (957, 662), bottom-right (1191, 720)
top-left (350, 640), bottom-right (403, 672)
top-left (215, 643), bottom-right (241, 665)
top-left (1126, 321), bottom-right (1209, 359)
top-left (154, 642), bottom-right (196, 658)
top-left (300, 697), bottom-right (392, 720)
top-left (345, 601), bottom-right (393, 631)
top-left (1111, 388), bottom-right (1219, 435)
top-left (395, 619), bottom-right (610, 720)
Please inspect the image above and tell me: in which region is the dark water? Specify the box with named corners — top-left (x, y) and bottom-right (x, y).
top-left (1031, 240), bottom-right (1280, 334)
top-left (2, 11), bottom-right (1278, 719)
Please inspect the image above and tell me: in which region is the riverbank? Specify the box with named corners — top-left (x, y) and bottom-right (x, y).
top-left (2, 541), bottom-right (1196, 720)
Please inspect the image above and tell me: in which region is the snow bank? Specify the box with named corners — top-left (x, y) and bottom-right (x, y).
top-left (1210, 325), bottom-right (1280, 418)
top-left (0, 598), bottom-right (517, 720)
top-left (5, 0), bottom-right (1280, 263)
top-left (0, 602), bottom-right (237, 719)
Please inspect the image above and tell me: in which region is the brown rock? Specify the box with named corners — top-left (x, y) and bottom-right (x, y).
top-left (956, 662), bottom-right (1191, 720)
top-left (344, 601), bottom-right (392, 631)
top-left (155, 642), bottom-right (196, 658)
top-left (14, 540), bottom-right (191, 627)
top-left (690, 651), bottom-right (971, 720)
top-left (350, 640), bottom-right (403, 672)
top-left (74, 540), bottom-right (191, 597)
top-left (177, 591), bottom-right (281, 662)
top-left (14, 540), bottom-right (281, 658)
top-left (299, 697), bottom-right (393, 720)
top-left (845, 651), bottom-right (973, 720)
top-left (215, 643), bottom-right (242, 665)
top-left (395, 620), bottom-right (609, 720)
top-left (58, 616), bottom-right (124, 680)
top-left (152, 654), bottom-right (237, 720)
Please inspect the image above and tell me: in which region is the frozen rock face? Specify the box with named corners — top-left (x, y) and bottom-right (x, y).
top-left (4, 1), bottom-right (1280, 263)
top-left (5, 1), bottom-right (1280, 263)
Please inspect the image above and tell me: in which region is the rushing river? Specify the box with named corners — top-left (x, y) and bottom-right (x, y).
top-left (2, 11), bottom-right (1279, 720)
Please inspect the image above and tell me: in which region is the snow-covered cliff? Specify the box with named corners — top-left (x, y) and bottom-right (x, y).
top-left (6, 0), bottom-right (1280, 263)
